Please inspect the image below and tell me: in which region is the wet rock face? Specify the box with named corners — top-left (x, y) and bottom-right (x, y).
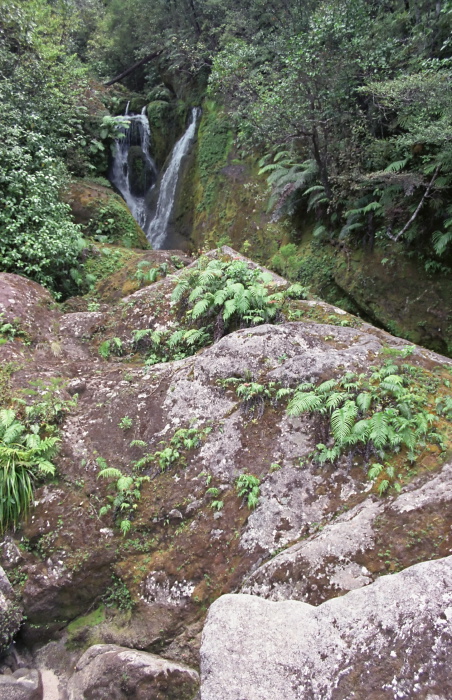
top-left (201, 556), bottom-right (452, 700)
top-left (67, 644), bottom-right (199, 700)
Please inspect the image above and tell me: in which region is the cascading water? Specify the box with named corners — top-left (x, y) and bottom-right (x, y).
top-left (146, 107), bottom-right (201, 249)
top-left (109, 106), bottom-right (157, 229)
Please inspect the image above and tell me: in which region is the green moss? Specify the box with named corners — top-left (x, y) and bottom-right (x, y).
top-left (147, 99), bottom-right (187, 169)
top-left (67, 606), bottom-right (106, 636)
top-left (196, 102), bottom-right (233, 214)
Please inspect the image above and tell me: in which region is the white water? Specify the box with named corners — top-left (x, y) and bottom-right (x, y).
top-left (110, 107), bottom-right (157, 229)
top-left (146, 107), bottom-right (201, 249)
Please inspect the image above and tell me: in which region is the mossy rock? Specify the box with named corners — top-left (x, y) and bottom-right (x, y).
top-left (146, 100), bottom-right (188, 169)
top-left (66, 179), bottom-right (149, 249)
top-left (147, 85), bottom-right (173, 102)
top-left (127, 146), bottom-right (154, 198)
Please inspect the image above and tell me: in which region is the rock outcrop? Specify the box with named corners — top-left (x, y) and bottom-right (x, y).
top-left (0, 248), bottom-right (450, 695)
top-left (0, 669), bottom-right (42, 700)
top-left (67, 644), bottom-right (199, 699)
top-left (201, 556), bottom-right (452, 700)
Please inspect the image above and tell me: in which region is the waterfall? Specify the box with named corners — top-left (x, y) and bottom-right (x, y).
top-left (109, 107), bottom-right (157, 229)
top-left (146, 107), bottom-right (201, 249)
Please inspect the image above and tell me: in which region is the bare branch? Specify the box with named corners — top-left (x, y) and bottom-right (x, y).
top-left (387, 164), bottom-right (441, 243)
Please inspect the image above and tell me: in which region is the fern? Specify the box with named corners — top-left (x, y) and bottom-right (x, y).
top-left (432, 230), bottom-right (452, 256)
top-left (356, 392), bottom-right (372, 413)
top-left (287, 391), bottom-right (325, 415)
top-left (368, 463), bottom-right (384, 479)
top-left (98, 467), bottom-right (123, 479)
top-left (384, 159), bottom-right (409, 173)
top-left (317, 379), bottom-right (337, 394)
top-left (120, 519), bottom-right (132, 536)
top-left (369, 411), bottom-right (389, 449)
top-left (331, 401), bottom-right (358, 444)
top-left (378, 479), bottom-right (390, 496)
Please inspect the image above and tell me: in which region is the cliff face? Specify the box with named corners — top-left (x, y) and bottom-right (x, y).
top-left (0, 248), bottom-right (450, 697)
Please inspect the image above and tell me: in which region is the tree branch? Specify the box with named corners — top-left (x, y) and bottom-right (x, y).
top-left (387, 164), bottom-right (440, 243)
top-left (104, 50), bottom-right (163, 87)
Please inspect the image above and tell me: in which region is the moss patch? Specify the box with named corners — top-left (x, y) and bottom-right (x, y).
top-left (67, 606), bottom-right (106, 636)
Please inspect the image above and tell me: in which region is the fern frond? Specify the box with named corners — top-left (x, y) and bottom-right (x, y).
top-left (98, 468), bottom-right (123, 480)
top-left (117, 476), bottom-right (134, 491)
top-left (287, 392), bottom-right (324, 415)
top-left (171, 277), bottom-right (190, 302)
top-left (191, 296), bottom-right (213, 320)
top-left (331, 400), bottom-right (358, 444)
top-left (317, 379), bottom-right (337, 394)
top-left (384, 159), bottom-right (409, 172)
top-left (368, 463), bottom-right (384, 479)
top-left (356, 392), bottom-right (372, 413)
top-left (120, 519), bottom-right (132, 536)
top-left (325, 392), bottom-right (348, 411)
top-left (223, 298), bottom-right (237, 321)
top-left (168, 330), bottom-right (184, 348)
top-left (0, 409), bottom-right (16, 431)
top-left (369, 411), bottom-right (389, 449)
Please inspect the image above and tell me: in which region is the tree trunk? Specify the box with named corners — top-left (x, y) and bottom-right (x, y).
top-left (104, 50), bottom-right (163, 87)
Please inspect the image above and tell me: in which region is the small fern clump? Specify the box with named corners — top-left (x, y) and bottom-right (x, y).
top-left (218, 375), bottom-right (291, 415)
top-left (287, 361), bottom-right (447, 493)
top-left (236, 473), bottom-right (260, 509)
top-left (97, 457), bottom-right (150, 536)
top-left (132, 326), bottom-right (210, 366)
top-left (258, 152), bottom-right (326, 217)
top-left (172, 257), bottom-right (307, 340)
top-left (132, 425), bottom-right (212, 474)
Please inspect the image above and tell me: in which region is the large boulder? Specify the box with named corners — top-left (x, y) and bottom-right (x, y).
top-left (200, 556), bottom-right (452, 700)
top-left (0, 669), bottom-right (42, 700)
top-left (67, 644), bottom-right (199, 699)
